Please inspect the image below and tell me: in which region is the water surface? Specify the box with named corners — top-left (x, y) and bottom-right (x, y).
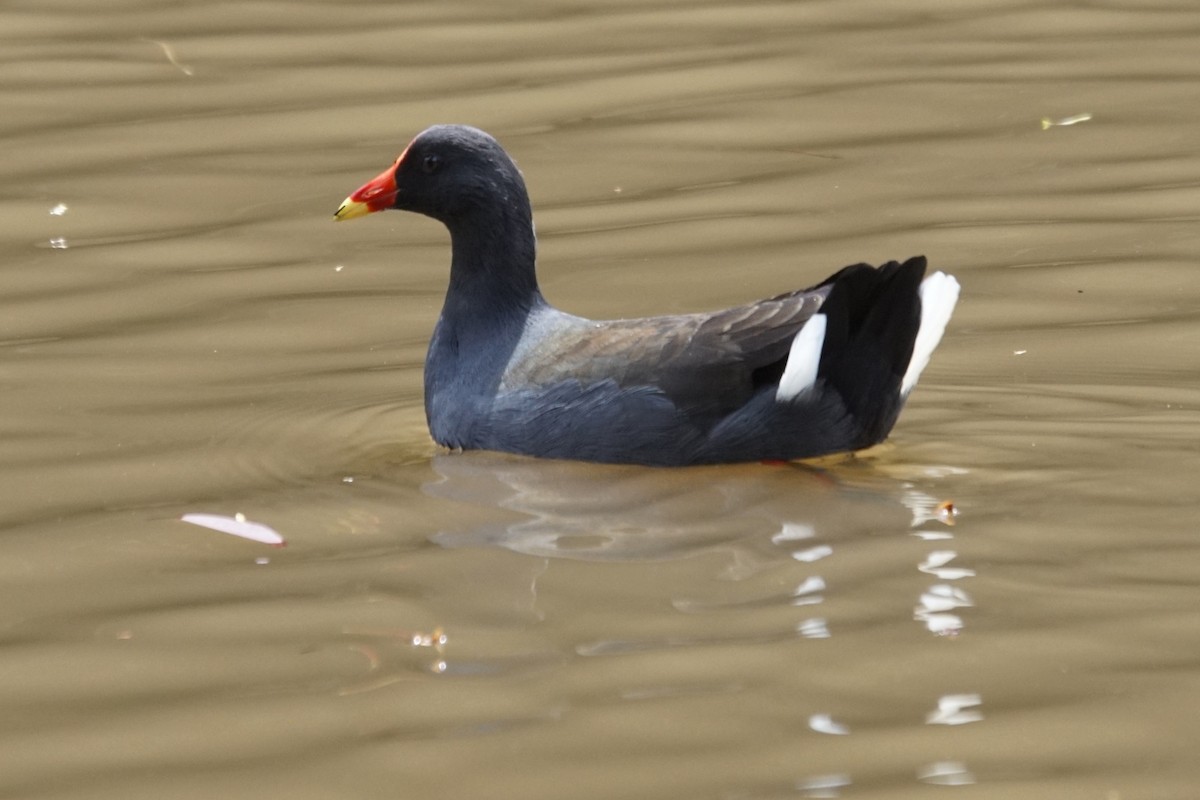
top-left (2, 1), bottom-right (1199, 798)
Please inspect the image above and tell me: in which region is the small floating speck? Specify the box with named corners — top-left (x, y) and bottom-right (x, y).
top-left (809, 714), bottom-right (849, 735)
top-left (334, 264), bottom-right (344, 272)
top-left (143, 38), bottom-right (194, 76)
top-left (181, 512), bottom-right (286, 546)
top-left (255, 556), bottom-right (271, 565)
top-left (1041, 112), bottom-right (1092, 130)
top-left (49, 203), bottom-right (68, 216)
top-left (935, 500), bottom-right (959, 525)
top-left (342, 476), bottom-right (354, 483)
top-left (49, 237), bottom-right (68, 249)
top-left (1013, 349), bottom-right (1027, 356)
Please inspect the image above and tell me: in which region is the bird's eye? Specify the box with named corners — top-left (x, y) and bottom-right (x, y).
top-left (421, 154), bottom-right (442, 175)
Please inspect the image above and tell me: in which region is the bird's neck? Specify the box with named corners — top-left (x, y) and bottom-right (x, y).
top-left (443, 193), bottom-right (543, 325)
top-left (427, 200), bottom-right (545, 421)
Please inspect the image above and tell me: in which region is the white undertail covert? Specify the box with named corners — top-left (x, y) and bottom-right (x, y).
top-left (775, 313), bottom-right (828, 401)
top-left (901, 272), bottom-right (960, 395)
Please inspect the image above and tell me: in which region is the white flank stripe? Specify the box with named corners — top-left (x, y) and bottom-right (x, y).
top-left (776, 313), bottom-right (827, 402)
top-left (901, 272), bottom-right (960, 395)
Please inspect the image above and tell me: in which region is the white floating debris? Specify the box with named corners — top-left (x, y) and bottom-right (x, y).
top-left (926, 693), bottom-right (983, 726)
top-left (334, 264), bottom-right (345, 272)
top-left (49, 237), bottom-right (68, 249)
top-left (809, 713), bottom-right (850, 735)
top-left (1041, 112), bottom-right (1092, 130)
top-left (143, 38), bottom-right (195, 76)
top-left (1013, 349), bottom-right (1027, 355)
top-left (792, 544), bottom-right (833, 563)
top-left (181, 512), bottom-right (286, 546)
top-left (49, 203), bottom-right (68, 216)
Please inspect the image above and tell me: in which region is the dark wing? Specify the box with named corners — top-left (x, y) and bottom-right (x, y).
top-left (505, 285), bottom-right (829, 427)
top-left (652, 286), bottom-right (828, 421)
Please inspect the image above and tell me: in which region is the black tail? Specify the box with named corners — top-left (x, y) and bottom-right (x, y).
top-left (815, 256), bottom-right (925, 448)
top-left (697, 255), bottom-right (949, 464)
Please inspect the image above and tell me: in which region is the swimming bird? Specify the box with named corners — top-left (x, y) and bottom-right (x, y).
top-left (335, 125), bottom-right (958, 466)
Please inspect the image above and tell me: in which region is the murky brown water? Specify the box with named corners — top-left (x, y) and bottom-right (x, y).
top-left (3, 1), bottom-right (1200, 798)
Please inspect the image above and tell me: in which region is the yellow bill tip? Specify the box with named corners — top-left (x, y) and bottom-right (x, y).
top-left (333, 197), bottom-right (372, 222)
